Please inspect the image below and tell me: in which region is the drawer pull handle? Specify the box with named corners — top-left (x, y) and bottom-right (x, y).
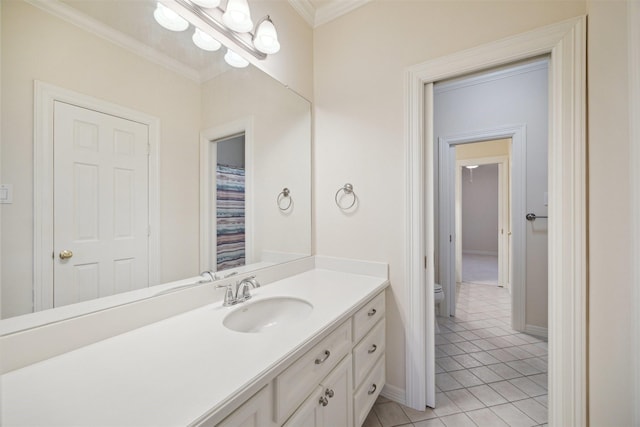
top-left (367, 308), bottom-right (377, 317)
top-left (368, 344), bottom-right (378, 354)
top-left (315, 350), bottom-right (331, 364)
top-left (368, 384), bottom-right (377, 395)
top-left (319, 396), bottom-right (329, 407)
top-left (325, 388), bottom-right (334, 398)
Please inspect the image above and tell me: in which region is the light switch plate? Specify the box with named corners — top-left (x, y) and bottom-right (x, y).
top-left (0, 184), bottom-right (13, 204)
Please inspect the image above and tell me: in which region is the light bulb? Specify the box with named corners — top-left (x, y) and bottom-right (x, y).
top-left (192, 28), bottom-right (222, 51)
top-left (191, 0), bottom-right (220, 8)
top-left (153, 2), bottom-right (189, 32)
top-left (224, 49), bottom-right (249, 68)
top-left (253, 17), bottom-right (280, 54)
top-left (222, 0), bottom-right (253, 33)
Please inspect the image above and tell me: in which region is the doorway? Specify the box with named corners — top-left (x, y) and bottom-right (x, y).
top-left (403, 18), bottom-right (587, 425)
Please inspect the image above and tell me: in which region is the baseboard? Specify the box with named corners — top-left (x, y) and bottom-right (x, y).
top-left (381, 384), bottom-right (406, 406)
top-left (462, 250), bottom-right (498, 257)
top-left (524, 324), bottom-right (548, 339)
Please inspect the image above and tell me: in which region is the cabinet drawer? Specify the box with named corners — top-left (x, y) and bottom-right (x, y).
top-left (275, 320), bottom-right (352, 422)
top-left (203, 384), bottom-right (272, 427)
top-left (353, 319), bottom-right (385, 388)
top-left (353, 292), bottom-right (385, 344)
top-left (353, 355), bottom-right (385, 427)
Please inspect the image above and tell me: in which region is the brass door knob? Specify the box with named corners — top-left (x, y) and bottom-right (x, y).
top-left (59, 250), bottom-right (73, 260)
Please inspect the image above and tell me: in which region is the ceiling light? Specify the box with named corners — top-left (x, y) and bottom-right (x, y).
top-left (224, 48), bottom-right (249, 68)
top-left (192, 28), bottom-right (222, 51)
top-left (465, 165), bottom-right (479, 169)
top-left (253, 16), bottom-right (280, 54)
top-left (222, 0), bottom-right (253, 33)
top-left (153, 2), bottom-right (189, 32)
top-left (191, 0), bottom-right (220, 8)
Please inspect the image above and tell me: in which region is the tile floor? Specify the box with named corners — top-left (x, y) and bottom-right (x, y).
top-left (364, 283), bottom-right (548, 427)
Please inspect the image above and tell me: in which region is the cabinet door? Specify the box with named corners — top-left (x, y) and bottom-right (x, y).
top-left (283, 386), bottom-right (324, 427)
top-left (320, 354), bottom-right (353, 427)
top-left (216, 385), bottom-right (273, 427)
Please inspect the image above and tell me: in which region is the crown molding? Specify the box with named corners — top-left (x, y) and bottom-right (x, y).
top-left (25, 0), bottom-right (202, 83)
top-left (314, 0), bottom-right (372, 27)
top-left (287, 0), bottom-right (372, 28)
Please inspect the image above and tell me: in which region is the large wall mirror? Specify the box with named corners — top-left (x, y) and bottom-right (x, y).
top-left (0, 0), bottom-right (312, 328)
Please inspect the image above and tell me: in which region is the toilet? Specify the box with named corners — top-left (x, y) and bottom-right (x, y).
top-left (434, 283), bottom-right (444, 333)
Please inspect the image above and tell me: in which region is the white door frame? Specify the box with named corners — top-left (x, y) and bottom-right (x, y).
top-left (34, 81), bottom-right (161, 311)
top-left (404, 17), bottom-right (586, 426)
top-left (440, 125), bottom-right (526, 331)
top-left (199, 118), bottom-right (254, 272)
top-left (455, 155), bottom-right (510, 290)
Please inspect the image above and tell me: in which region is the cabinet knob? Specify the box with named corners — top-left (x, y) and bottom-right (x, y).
top-left (314, 350), bottom-right (331, 365)
top-left (319, 396), bottom-right (329, 407)
top-left (367, 308), bottom-right (377, 317)
top-left (368, 344), bottom-right (378, 354)
top-left (368, 384), bottom-right (377, 395)
top-left (325, 388), bottom-right (334, 398)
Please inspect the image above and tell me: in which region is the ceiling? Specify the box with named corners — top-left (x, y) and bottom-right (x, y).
top-left (287, 0), bottom-right (373, 27)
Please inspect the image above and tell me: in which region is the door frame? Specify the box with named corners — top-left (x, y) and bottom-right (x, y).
top-left (403, 16), bottom-right (586, 426)
top-left (454, 155), bottom-right (510, 290)
top-left (34, 81), bottom-right (161, 311)
top-left (440, 125), bottom-right (526, 330)
top-left (199, 118), bottom-right (254, 272)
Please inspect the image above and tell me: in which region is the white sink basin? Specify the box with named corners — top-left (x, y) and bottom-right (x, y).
top-left (223, 297), bottom-right (313, 333)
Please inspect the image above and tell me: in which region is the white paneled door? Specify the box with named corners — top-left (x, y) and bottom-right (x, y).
top-left (53, 101), bottom-right (150, 307)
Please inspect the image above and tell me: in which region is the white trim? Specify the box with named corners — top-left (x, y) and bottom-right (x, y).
top-left (34, 81), bottom-right (161, 311)
top-left (26, 0), bottom-right (201, 83)
top-left (404, 18), bottom-right (587, 426)
top-left (286, 0), bottom-right (315, 27)
top-left (434, 58), bottom-right (549, 95)
top-left (524, 324), bottom-right (548, 339)
top-left (287, 0), bottom-right (372, 28)
top-left (440, 126), bottom-right (526, 329)
top-left (380, 384), bottom-right (406, 406)
top-left (629, 1), bottom-right (640, 425)
top-left (200, 119), bottom-right (254, 272)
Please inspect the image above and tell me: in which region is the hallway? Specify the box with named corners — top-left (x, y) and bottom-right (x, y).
top-left (365, 283), bottom-right (548, 427)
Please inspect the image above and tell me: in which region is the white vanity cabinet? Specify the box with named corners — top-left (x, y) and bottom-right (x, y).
top-left (283, 355), bottom-right (353, 427)
top-left (205, 290), bottom-right (387, 427)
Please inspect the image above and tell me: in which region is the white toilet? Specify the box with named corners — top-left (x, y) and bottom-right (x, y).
top-left (434, 283), bottom-right (444, 333)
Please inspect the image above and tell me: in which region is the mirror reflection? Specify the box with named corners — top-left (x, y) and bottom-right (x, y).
top-left (0, 0), bottom-right (311, 323)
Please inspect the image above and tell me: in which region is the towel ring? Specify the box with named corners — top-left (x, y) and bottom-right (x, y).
top-left (277, 188), bottom-right (292, 211)
top-left (335, 183), bottom-right (357, 210)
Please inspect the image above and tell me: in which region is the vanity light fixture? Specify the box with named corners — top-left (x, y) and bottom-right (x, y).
top-left (154, 0), bottom-right (280, 64)
top-left (192, 28), bottom-right (222, 51)
top-left (153, 2), bottom-right (189, 31)
top-left (253, 16), bottom-right (280, 54)
top-left (222, 0), bottom-right (253, 33)
top-left (224, 48), bottom-right (250, 68)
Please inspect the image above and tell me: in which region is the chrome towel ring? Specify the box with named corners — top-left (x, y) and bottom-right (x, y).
top-left (335, 183), bottom-right (357, 210)
top-left (277, 188), bottom-right (292, 211)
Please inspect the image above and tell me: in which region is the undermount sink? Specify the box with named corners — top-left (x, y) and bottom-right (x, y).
top-left (223, 297), bottom-right (313, 333)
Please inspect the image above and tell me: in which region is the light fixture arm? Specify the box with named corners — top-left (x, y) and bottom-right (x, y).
top-left (167, 0), bottom-right (267, 60)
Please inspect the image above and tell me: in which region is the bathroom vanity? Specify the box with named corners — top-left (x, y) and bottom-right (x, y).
top-left (0, 257), bottom-right (388, 426)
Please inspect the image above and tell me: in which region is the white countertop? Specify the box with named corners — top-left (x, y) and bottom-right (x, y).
top-left (1, 268), bottom-right (388, 426)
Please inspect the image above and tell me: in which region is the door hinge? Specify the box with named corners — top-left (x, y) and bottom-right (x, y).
top-left (449, 234), bottom-right (452, 243)
top-left (424, 256), bottom-right (427, 270)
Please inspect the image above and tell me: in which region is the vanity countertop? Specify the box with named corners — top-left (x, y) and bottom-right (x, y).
top-left (1, 268), bottom-right (388, 426)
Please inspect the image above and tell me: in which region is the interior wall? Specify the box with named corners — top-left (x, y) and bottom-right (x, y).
top-left (434, 62), bottom-right (549, 329)
top-left (587, 1), bottom-right (634, 424)
top-left (313, 0), bottom-right (585, 395)
top-left (460, 164), bottom-right (499, 255)
top-left (0, 1), bottom-right (201, 318)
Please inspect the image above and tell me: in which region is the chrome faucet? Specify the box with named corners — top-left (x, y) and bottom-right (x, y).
top-left (215, 276), bottom-right (261, 306)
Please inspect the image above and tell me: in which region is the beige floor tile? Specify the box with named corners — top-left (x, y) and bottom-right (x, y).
top-left (448, 370), bottom-right (484, 388)
top-left (414, 418), bottom-right (446, 427)
top-left (506, 360), bottom-right (543, 376)
top-left (433, 392), bottom-right (462, 417)
top-left (490, 403), bottom-right (537, 427)
top-left (451, 354), bottom-right (483, 369)
top-left (444, 388), bottom-right (484, 412)
top-left (468, 366), bottom-right (503, 384)
top-left (509, 377), bottom-right (547, 397)
top-left (436, 372), bottom-right (464, 391)
top-left (436, 356), bottom-right (465, 372)
top-left (373, 402), bottom-right (411, 427)
top-left (466, 384), bottom-right (508, 407)
top-left (401, 404), bottom-right (437, 422)
top-left (466, 408), bottom-right (509, 427)
top-left (486, 362), bottom-right (523, 380)
top-left (489, 380), bottom-right (529, 402)
top-left (363, 409), bottom-right (383, 427)
top-left (438, 413), bottom-right (477, 427)
top-left (514, 398), bottom-right (548, 424)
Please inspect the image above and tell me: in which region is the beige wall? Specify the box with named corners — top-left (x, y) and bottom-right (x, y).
top-left (587, 1), bottom-right (634, 425)
top-left (313, 0), bottom-right (586, 393)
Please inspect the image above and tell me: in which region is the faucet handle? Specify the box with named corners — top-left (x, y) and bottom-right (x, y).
top-left (215, 283), bottom-right (236, 306)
